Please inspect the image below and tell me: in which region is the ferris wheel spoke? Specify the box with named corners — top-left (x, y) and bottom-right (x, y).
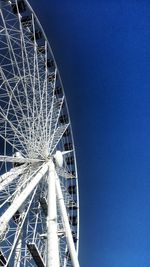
top-left (0, 26), bottom-right (17, 77)
top-left (17, 15), bottom-right (38, 125)
top-left (20, 14), bottom-right (49, 134)
top-left (0, 107), bottom-right (28, 149)
top-left (0, 10), bottom-right (28, 95)
top-left (5, 35), bottom-right (31, 123)
top-left (48, 95), bottom-right (65, 145)
top-left (36, 55), bottom-right (52, 141)
top-left (40, 92), bottom-right (54, 135)
top-left (49, 123), bottom-right (69, 155)
top-left (0, 53), bottom-right (32, 150)
top-left (0, 131), bottom-right (26, 157)
top-left (0, 108), bottom-right (29, 153)
top-left (44, 40), bottom-right (48, 142)
top-left (0, 155), bottom-right (43, 164)
top-left (0, 69), bottom-right (31, 141)
top-left (48, 68), bottom-right (58, 132)
top-left (1, 15), bottom-right (37, 132)
top-left (32, 15), bottom-right (44, 111)
top-left (56, 166), bottom-right (76, 179)
top-left (29, 18), bottom-right (40, 129)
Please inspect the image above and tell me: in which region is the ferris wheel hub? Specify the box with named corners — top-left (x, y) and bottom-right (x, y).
top-left (54, 151), bottom-right (63, 168)
top-left (13, 152), bottom-right (23, 158)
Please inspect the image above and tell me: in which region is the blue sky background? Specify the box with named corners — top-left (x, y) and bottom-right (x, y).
top-left (30, 1), bottom-right (150, 266)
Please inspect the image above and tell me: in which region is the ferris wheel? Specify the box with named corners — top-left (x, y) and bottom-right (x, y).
top-left (0, 0), bottom-right (79, 266)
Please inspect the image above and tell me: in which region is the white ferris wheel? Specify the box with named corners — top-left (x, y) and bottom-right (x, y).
top-left (0, 0), bottom-right (79, 266)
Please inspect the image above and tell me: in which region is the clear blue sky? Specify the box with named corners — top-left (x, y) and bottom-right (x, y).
top-left (30, 1), bottom-right (150, 266)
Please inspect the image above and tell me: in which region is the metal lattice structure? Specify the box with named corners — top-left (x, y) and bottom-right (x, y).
top-left (0, 0), bottom-right (79, 266)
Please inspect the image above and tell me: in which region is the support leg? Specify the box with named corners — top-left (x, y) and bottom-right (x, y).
top-left (47, 160), bottom-right (60, 267)
top-left (55, 174), bottom-right (80, 267)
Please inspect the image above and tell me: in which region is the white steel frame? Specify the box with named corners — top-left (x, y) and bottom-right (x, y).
top-left (0, 0), bottom-right (79, 266)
